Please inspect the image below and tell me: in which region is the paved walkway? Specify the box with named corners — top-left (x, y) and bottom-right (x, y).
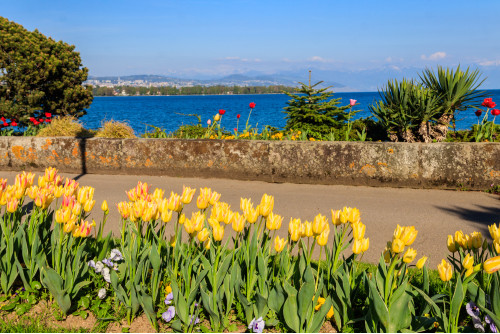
top-left (1, 170), bottom-right (499, 267)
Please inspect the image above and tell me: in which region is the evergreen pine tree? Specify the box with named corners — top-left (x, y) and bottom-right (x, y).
top-left (283, 71), bottom-right (355, 139)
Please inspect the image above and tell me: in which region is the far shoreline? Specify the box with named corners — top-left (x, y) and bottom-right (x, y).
top-left (93, 91), bottom-right (380, 97)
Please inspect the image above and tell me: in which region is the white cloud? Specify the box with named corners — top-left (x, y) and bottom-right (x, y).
top-left (224, 56), bottom-right (241, 60)
top-left (478, 59), bottom-right (500, 66)
top-left (385, 57), bottom-right (393, 62)
top-left (310, 56), bottom-right (326, 62)
top-left (421, 51), bottom-right (447, 61)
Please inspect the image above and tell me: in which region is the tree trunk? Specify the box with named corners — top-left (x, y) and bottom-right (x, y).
top-left (418, 122), bottom-right (432, 143)
top-left (399, 128), bottom-right (415, 143)
top-left (432, 113), bottom-right (453, 142)
top-left (388, 131), bottom-right (399, 142)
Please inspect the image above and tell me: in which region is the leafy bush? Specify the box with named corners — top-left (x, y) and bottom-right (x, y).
top-left (95, 120), bottom-right (135, 138)
top-left (0, 17), bottom-right (93, 128)
top-left (370, 66), bottom-right (486, 142)
top-left (283, 72), bottom-right (357, 139)
top-left (36, 116), bottom-right (93, 137)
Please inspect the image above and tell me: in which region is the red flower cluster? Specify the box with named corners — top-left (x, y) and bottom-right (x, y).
top-left (482, 98), bottom-right (496, 108)
top-left (492, 109), bottom-right (500, 116)
top-left (249, 102), bottom-right (256, 109)
top-left (0, 117), bottom-right (18, 128)
top-left (218, 109), bottom-right (226, 115)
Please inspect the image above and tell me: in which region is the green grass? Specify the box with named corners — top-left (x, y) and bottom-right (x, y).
top-left (0, 319), bottom-right (90, 333)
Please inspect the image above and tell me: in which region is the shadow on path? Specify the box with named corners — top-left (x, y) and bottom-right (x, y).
top-left (434, 203), bottom-right (500, 235)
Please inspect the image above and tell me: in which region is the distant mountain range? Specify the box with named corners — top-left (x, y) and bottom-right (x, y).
top-left (88, 65), bottom-right (500, 92)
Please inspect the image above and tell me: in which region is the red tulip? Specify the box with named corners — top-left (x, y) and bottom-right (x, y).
top-left (219, 109), bottom-right (226, 115)
top-left (249, 102), bottom-right (256, 109)
top-left (349, 99), bottom-right (357, 106)
top-left (29, 117), bottom-right (35, 122)
top-left (45, 112), bottom-right (52, 118)
top-left (3, 122), bottom-right (8, 127)
top-left (10, 121), bottom-right (17, 127)
top-left (46, 119), bottom-right (51, 123)
top-left (237, 114), bottom-right (241, 119)
top-left (33, 121), bottom-right (39, 126)
top-left (475, 110), bottom-right (482, 117)
top-left (492, 109), bottom-right (500, 116)
top-left (0, 117), bottom-right (5, 122)
top-left (482, 98), bottom-right (496, 108)
top-left (234, 128), bottom-right (237, 132)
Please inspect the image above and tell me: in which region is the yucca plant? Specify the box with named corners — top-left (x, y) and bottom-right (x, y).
top-left (371, 66), bottom-right (486, 142)
top-left (419, 66), bottom-right (486, 140)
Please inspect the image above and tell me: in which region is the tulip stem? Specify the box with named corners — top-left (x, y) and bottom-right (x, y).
top-left (315, 246), bottom-right (323, 290)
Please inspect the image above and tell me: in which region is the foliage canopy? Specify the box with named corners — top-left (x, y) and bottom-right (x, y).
top-left (283, 72), bottom-right (356, 139)
top-left (0, 16), bottom-right (93, 127)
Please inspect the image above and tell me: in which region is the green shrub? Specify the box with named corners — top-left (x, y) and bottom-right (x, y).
top-left (370, 66), bottom-right (486, 142)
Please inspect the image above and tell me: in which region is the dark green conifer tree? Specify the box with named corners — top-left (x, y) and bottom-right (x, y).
top-left (283, 71), bottom-right (355, 139)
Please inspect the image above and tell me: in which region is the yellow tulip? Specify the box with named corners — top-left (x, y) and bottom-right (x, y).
top-left (161, 209), bottom-right (173, 223)
top-left (315, 297), bottom-right (325, 311)
top-left (152, 188), bottom-right (164, 201)
top-left (214, 114), bottom-right (220, 121)
top-left (44, 167), bottom-right (57, 183)
top-left (326, 306), bottom-right (334, 319)
top-left (192, 212), bottom-right (205, 232)
top-left (361, 238), bottom-right (370, 253)
top-left (197, 228), bottom-right (209, 243)
top-left (244, 207), bottom-right (259, 224)
top-left (126, 188), bottom-right (138, 202)
top-left (312, 213), bottom-right (328, 235)
top-left (63, 219), bottom-right (76, 233)
top-left (6, 197), bottom-right (19, 213)
top-left (55, 209), bottom-right (65, 224)
top-left (169, 235), bottom-right (176, 247)
top-left (274, 236), bottom-right (287, 253)
top-left (463, 254), bottom-right (474, 270)
top-left (179, 213), bottom-right (186, 225)
top-left (489, 224), bottom-right (500, 241)
top-left (100, 200), bottom-right (108, 213)
top-left (331, 209), bottom-right (342, 226)
top-left (391, 238), bottom-right (405, 253)
top-left (400, 226), bottom-right (418, 246)
top-left (196, 192), bottom-right (210, 210)
top-left (352, 221), bottom-right (366, 240)
top-left (454, 230), bottom-right (466, 249)
top-left (204, 239), bottom-right (211, 250)
top-left (83, 199), bottom-right (95, 213)
top-left (117, 201), bottom-right (130, 219)
top-left (266, 212), bottom-right (283, 231)
top-left (213, 223), bottom-right (224, 241)
top-left (416, 256), bottom-right (428, 269)
top-left (352, 239), bottom-right (363, 255)
top-left (209, 191), bottom-right (221, 205)
top-left (345, 207), bottom-right (360, 224)
top-left (53, 185), bottom-right (64, 198)
top-left (180, 186), bottom-right (196, 204)
top-left (259, 193), bottom-right (274, 217)
top-left (447, 235), bottom-right (457, 252)
top-left (484, 256), bottom-right (500, 274)
top-left (402, 248), bottom-right (417, 263)
top-left (37, 176), bottom-right (47, 188)
top-left (301, 221), bottom-right (314, 238)
top-left (184, 218), bottom-right (196, 235)
top-left (223, 210), bottom-right (234, 225)
top-left (232, 212), bottom-right (246, 233)
top-left (471, 231), bottom-right (483, 249)
top-left (437, 259), bottom-right (453, 282)
top-left (168, 192), bottom-right (183, 212)
top-left (494, 240), bottom-right (500, 254)
top-left (316, 229), bottom-right (330, 247)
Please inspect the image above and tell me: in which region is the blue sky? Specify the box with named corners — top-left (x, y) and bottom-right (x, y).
top-left (3, 0), bottom-right (500, 87)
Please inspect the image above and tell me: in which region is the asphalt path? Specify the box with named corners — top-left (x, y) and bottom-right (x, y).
top-left (1, 170), bottom-right (499, 268)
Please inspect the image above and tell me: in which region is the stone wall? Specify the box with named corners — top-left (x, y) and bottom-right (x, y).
top-left (0, 137), bottom-right (499, 189)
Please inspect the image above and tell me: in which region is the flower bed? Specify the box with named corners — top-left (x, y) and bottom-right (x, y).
top-left (0, 167), bottom-right (499, 332)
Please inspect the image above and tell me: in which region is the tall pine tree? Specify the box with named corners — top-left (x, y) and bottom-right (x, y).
top-left (283, 71), bottom-right (355, 139)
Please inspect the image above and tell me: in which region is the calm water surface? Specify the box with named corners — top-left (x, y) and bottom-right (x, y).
top-left (81, 90), bottom-right (500, 135)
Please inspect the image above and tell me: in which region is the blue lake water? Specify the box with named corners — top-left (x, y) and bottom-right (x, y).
top-left (81, 90), bottom-right (500, 135)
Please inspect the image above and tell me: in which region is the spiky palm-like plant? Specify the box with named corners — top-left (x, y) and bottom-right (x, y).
top-left (419, 66), bottom-right (486, 140)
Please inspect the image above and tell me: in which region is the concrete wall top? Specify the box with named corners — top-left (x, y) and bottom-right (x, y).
top-left (0, 137), bottom-right (498, 189)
